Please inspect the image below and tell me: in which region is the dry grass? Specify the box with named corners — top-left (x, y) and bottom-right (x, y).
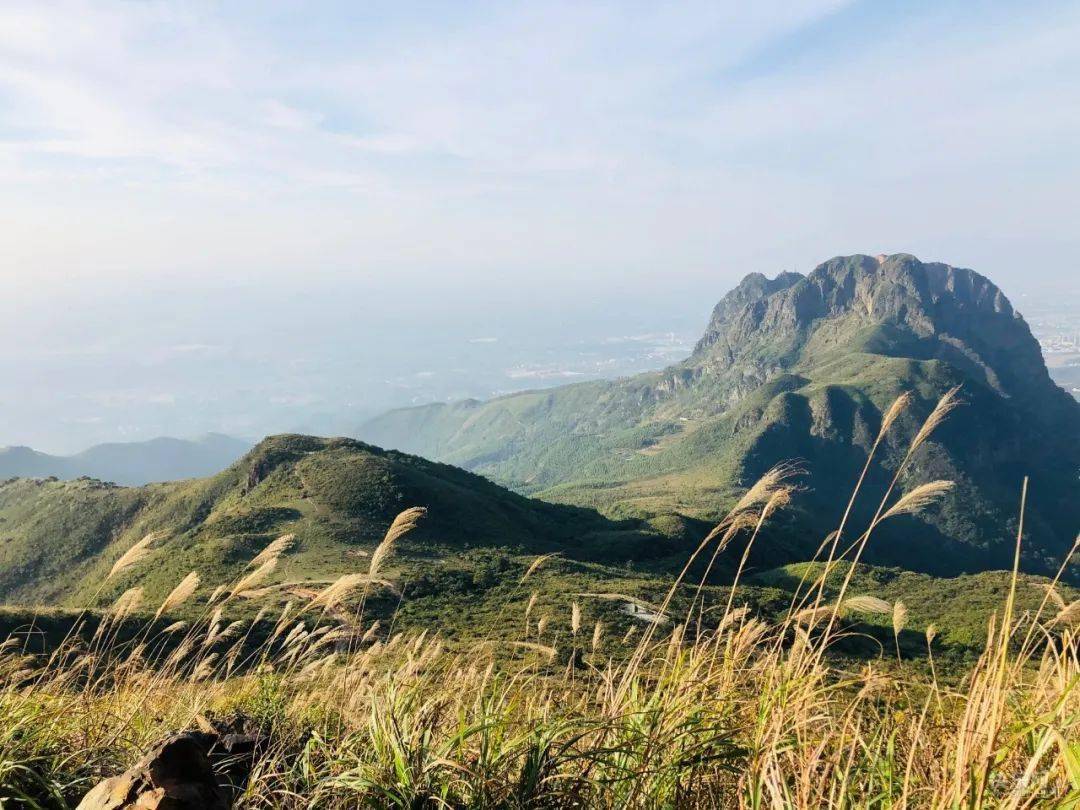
top-left (155, 571), bottom-right (200, 620)
top-left (1, 399), bottom-right (1078, 808)
top-left (106, 531), bottom-right (162, 581)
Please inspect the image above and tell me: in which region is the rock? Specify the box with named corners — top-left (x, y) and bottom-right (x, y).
top-left (76, 730), bottom-right (250, 810)
top-left (209, 730), bottom-right (265, 795)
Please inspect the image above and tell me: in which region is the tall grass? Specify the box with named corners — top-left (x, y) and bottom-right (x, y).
top-left (1, 394), bottom-right (1078, 808)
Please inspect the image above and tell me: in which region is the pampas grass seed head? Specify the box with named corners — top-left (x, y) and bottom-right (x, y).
top-left (230, 558), bottom-right (277, 598)
top-left (369, 507), bottom-right (426, 577)
top-left (881, 480), bottom-right (955, 521)
top-left (155, 571), bottom-right (200, 619)
top-left (892, 600), bottom-right (908, 637)
top-left (108, 532), bottom-right (161, 581)
top-left (843, 595), bottom-right (892, 615)
top-left (877, 390), bottom-right (913, 441)
top-left (250, 533), bottom-right (295, 569)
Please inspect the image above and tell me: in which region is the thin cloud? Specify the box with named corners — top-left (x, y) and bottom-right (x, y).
top-left (0, 0), bottom-right (1076, 293)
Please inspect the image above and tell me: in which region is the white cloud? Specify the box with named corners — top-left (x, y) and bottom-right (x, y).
top-left (0, 0), bottom-right (1076, 296)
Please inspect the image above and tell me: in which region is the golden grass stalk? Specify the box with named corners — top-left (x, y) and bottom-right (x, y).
top-left (190, 653), bottom-right (218, 682)
top-left (230, 558), bottom-right (277, 598)
top-left (697, 511), bottom-right (760, 587)
top-left (842, 595), bottom-right (892, 615)
top-left (760, 487), bottom-right (792, 522)
top-left (308, 574), bottom-right (370, 611)
top-left (109, 587), bottom-right (144, 622)
top-left (281, 622), bottom-right (307, 648)
top-left (892, 600), bottom-right (909, 661)
top-left (520, 552), bottom-right (560, 583)
top-left (877, 390), bottom-right (913, 441)
top-left (216, 620), bottom-right (245, 641)
top-left (360, 621), bottom-right (381, 644)
top-left (250, 533), bottom-right (295, 569)
top-left (892, 600), bottom-right (908, 636)
top-left (879, 480), bottom-right (955, 521)
top-left (570, 601), bottom-right (581, 636)
top-left (1040, 583), bottom-right (1067, 611)
top-left (731, 462), bottom-right (801, 515)
top-left (369, 507), bottom-right (426, 578)
top-left (107, 532), bottom-right (161, 581)
top-left (511, 641), bottom-right (557, 661)
top-left (269, 601), bottom-right (295, 642)
top-left (820, 391), bottom-right (964, 651)
top-left (154, 572), bottom-right (200, 620)
top-left (200, 607), bottom-right (223, 649)
top-left (908, 385), bottom-right (962, 456)
top-left (667, 623), bottom-right (685, 656)
top-left (793, 604), bottom-right (836, 626)
top-left (1053, 600), bottom-right (1080, 626)
top-left (717, 605), bottom-right (750, 633)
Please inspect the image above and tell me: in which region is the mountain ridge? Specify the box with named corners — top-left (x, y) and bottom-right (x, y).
top-left (361, 253), bottom-right (1080, 577)
top-left (0, 433), bottom-right (253, 486)
top-left (0, 434), bottom-right (669, 606)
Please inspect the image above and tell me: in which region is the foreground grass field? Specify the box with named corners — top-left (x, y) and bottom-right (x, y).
top-left (1, 388), bottom-right (1078, 808)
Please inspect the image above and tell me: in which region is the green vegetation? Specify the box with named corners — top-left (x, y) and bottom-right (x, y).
top-left (10, 577), bottom-right (1077, 808)
top-left (363, 254), bottom-right (1080, 578)
top-left (751, 562), bottom-right (1078, 654)
top-left (0, 253), bottom-right (1076, 805)
top-left (2, 435), bottom-right (1069, 663)
top-left (2, 414), bottom-right (1078, 807)
top-left (0, 435), bottom-right (672, 612)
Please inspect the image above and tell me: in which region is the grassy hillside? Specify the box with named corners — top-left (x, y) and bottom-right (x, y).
top-left (4, 431), bottom-right (1070, 664)
top-left (3, 403), bottom-right (1078, 805)
top-left (750, 562), bottom-right (1078, 653)
top-left (3, 500), bottom-right (1078, 806)
top-left (0, 434), bottom-right (673, 609)
top-left (363, 255), bottom-right (1080, 578)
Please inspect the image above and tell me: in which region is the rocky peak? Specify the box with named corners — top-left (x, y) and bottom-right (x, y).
top-left (686, 254), bottom-right (1066, 413)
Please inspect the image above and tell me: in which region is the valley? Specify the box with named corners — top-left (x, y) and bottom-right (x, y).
top-left (1, 254), bottom-right (1076, 808)
top-left (1, 254), bottom-right (1075, 643)
top-left (363, 254), bottom-right (1079, 578)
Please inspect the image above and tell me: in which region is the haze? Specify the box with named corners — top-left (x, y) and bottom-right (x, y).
top-left (2, 0), bottom-right (1078, 452)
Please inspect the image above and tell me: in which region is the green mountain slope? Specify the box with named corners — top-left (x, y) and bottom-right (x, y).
top-left (0, 436), bottom-right (1073, 662)
top-left (0, 435), bottom-right (666, 606)
top-left (362, 254), bottom-right (1080, 576)
top-left (0, 433), bottom-right (252, 485)
top-left (749, 562), bottom-right (1078, 654)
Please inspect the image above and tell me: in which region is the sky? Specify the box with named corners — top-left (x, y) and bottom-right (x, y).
top-left (1, 0), bottom-right (1079, 451)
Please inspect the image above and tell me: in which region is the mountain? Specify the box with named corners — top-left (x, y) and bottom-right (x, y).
top-left (1050, 362), bottom-right (1080, 400)
top-left (0, 434), bottom-right (253, 486)
top-left (0, 434), bottom-right (666, 606)
top-left (1, 432), bottom-right (1072, 659)
top-left (362, 254), bottom-right (1080, 577)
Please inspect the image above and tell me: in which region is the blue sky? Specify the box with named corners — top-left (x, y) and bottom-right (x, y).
top-left (1, 0), bottom-right (1078, 300)
top-left (1, 1), bottom-right (1079, 451)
